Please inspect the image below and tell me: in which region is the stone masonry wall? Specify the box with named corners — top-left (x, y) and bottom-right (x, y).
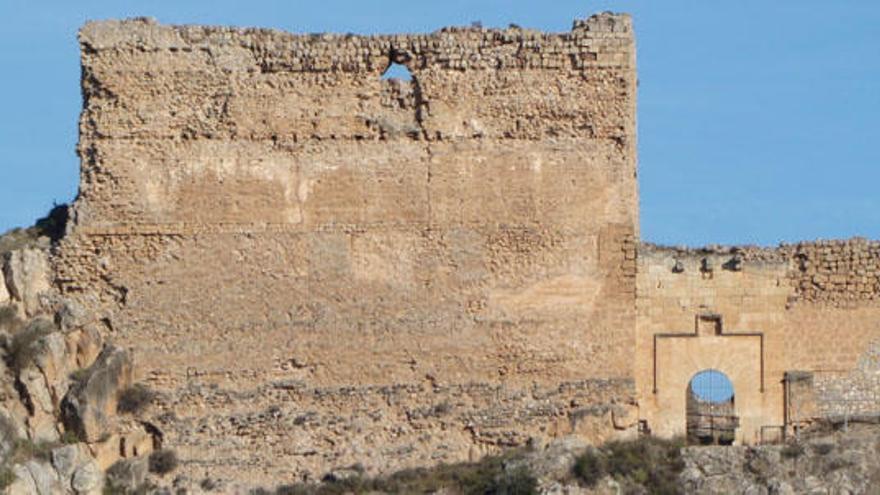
top-left (55, 14), bottom-right (639, 485)
top-left (637, 240), bottom-right (880, 443)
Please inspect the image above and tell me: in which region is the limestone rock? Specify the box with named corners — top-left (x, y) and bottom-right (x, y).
top-left (511, 437), bottom-right (588, 482)
top-left (0, 265), bottom-right (9, 305)
top-left (51, 443), bottom-right (90, 486)
top-left (65, 324), bottom-right (103, 369)
top-left (24, 459), bottom-right (62, 495)
top-left (6, 464), bottom-right (38, 495)
top-left (0, 409), bottom-right (24, 464)
top-left (3, 248), bottom-right (51, 316)
top-left (19, 364), bottom-right (53, 416)
top-left (29, 413), bottom-right (62, 444)
top-left (61, 345), bottom-right (133, 442)
top-left (31, 330), bottom-right (76, 410)
top-left (71, 460), bottom-right (104, 495)
top-left (89, 433), bottom-right (122, 470)
top-left (56, 300), bottom-right (89, 333)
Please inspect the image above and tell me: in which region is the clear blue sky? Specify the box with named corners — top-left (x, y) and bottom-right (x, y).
top-left (0, 0), bottom-right (877, 246)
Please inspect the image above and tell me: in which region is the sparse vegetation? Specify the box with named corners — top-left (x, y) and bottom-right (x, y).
top-left (5, 318), bottom-right (56, 373)
top-left (148, 449), bottom-right (179, 475)
top-left (256, 449), bottom-right (537, 495)
top-left (201, 477), bottom-right (220, 491)
top-left (69, 367), bottom-right (90, 383)
top-left (0, 305), bottom-right (23, 334)
top-left (573, 448), bottom-right (605, 487)
top-left (102, 481), bottom-right (155, 495)
top-left (781, 442), bottom-right (805, 459)
top-left (0, 204), bottom-right (68, 256)
top-left (117, 383), bottom-right (156, 415)
top-left (0, 466), bottom-right (15, 490)
top-left (59, 429), bottom-right (82, 445)
top-left (10, 438), bottom-right (61, 463)
top-left (573, 436), bottom-right (685, 495)
top-left (812, 442), bottom-right (834, 456)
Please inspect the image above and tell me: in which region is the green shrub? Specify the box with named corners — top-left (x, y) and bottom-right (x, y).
top-left (573, 449), bottom-right (606, 487)
top-left (573, 436), bottom-right (684, 495)
top-left (69, 368), bottom-right (90, 383)
top-left (117, 384), bottom-right (156, 415)
top-left (0, 466), bottom-right (15, 490)
top-left (11, 438), bottom-right (58, 463)
top-left (781, 442), bottom-right (805, 459)
top-left (60, 429), bottom-right (81, 445)
top-left (148, 449), bottom-right (178, 476)
top-left (483, 467), bottom-right (538, 495)
top-left (265, 448), bottom-right (537, 495)
top-left (812, 443), bottom-right (834, 456)
top-left (6, 318), bottom-right (56, 373)
top-left (0, 305), bottom-right (23, 334)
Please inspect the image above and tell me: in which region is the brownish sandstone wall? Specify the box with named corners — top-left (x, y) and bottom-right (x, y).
top-left (55, 14), bottom-right (639, 484)
top-left (637, 240), bottom-right (880, 444)
top-left (52, 12), bottom-right (879, 488)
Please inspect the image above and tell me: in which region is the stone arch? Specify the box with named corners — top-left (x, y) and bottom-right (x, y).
top-left (649, 315), bottom-right (768, 444)
top-left (686, 369), bottom-right (737, 445)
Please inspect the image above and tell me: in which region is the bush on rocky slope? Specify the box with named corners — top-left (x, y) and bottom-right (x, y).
top-left (0, 204), bottom-right (68, 256)
top-left (573, 436), bottom-right (685, 494)
top-left (254, 449), bottom-right (538, 495)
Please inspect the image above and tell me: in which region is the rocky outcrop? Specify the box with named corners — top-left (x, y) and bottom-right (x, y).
top-left (0, 244), bottom-right (159, 494)
top-left (2, 248), bottom-right (51, 317)
top-left (680, 424), bottom-right (880, 494)
top-left (5, 446), bottom-right (104, 495)
top-left (0, 269), bottom-right (9, 305)
top-left (61, 346), bottom-right (133, 443)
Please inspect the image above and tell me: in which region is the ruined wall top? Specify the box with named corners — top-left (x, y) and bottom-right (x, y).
top-left (79, 13), bottom-right (633, 74)
top-left (640, 238), bottom-right (880, 307)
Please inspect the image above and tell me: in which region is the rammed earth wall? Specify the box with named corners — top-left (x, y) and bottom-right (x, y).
top-left (55, 14), bottom-right (639, 483)
top-left (51, 12), bottom-right (880, 487)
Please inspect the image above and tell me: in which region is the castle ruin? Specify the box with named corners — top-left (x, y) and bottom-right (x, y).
top-left (47, 13), bottom-right (880, 484)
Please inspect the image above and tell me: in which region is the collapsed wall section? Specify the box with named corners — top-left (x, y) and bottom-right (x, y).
top-left (56, 14), bottom-right (639, 483)
top-left (637, 239), bottom-right (880, 443)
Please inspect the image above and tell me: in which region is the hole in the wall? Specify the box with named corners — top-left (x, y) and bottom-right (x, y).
top-left (687, 369), bottom-right (738, 445)
top-left (382, 62), bottom-right (413, 82)
top-left (690, 369), bottom-right (734, 403)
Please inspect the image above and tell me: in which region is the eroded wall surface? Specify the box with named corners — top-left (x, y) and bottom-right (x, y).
top-left (56, 14), bottom-right (639, 483)
top-left (638, 240), bottom-right (880, 443)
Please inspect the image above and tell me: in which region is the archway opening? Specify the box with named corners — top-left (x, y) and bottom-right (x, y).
top-left (686, 369), bottom-right (738, 445)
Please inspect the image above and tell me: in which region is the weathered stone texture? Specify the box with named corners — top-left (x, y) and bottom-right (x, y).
top-left (46, 11), bottom-right (880, 487)
top-left (56, 14), bottom-right (639, 482)
top-left (637, 242), bottom-right (880, 444)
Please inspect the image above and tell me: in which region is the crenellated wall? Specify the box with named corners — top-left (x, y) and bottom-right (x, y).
top-left (55, 14), bottom-right (639, 484)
